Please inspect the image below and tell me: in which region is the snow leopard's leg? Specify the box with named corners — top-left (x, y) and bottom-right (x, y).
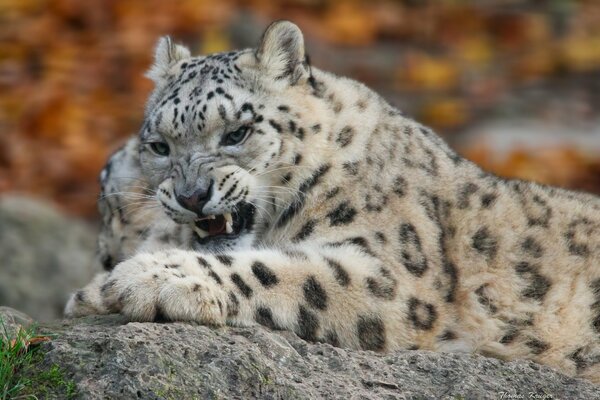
top-left (101, 245), bottom-right (422, 351)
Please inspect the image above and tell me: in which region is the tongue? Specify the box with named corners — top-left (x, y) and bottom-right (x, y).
top-left (208, 216), bottom-right (227, 236)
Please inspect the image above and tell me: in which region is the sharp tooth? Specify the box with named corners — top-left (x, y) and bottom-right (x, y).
top-left (208, 215), bottom-right (216, 220)
top-left (194, 226), bottom-right (209, 238)
top-left (224, 213), bottom-right (233, 234)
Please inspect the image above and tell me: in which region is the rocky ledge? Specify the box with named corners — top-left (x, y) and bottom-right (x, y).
top-left (2, 307), bottom-right (598, 399)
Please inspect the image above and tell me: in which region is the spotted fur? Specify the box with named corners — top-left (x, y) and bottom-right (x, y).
top-left (66, 21), bottom-right (600, 384)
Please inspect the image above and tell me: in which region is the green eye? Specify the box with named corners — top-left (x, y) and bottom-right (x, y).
top-left (149, 142), bottom-right (170, 156)
top-left (221, 126), bottom-right (250, 146)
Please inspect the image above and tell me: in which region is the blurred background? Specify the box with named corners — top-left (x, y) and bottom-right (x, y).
top-left (2, 0), bottom-right (600, 216)
top-left (1, 0), bottom-right (599, 320)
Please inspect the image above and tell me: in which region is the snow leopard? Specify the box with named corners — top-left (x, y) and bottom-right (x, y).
top-left (66, 21), bottom-right (600, 383)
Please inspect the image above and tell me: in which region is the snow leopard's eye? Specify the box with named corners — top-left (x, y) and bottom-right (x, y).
top-left (149, 142), bottom-right (170, 157)
top-left (220, 126), bottom-right (250, 147)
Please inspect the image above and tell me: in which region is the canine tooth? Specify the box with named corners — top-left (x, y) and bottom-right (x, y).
top-left (225, 221), bottom-right (233, 234)
top-left (208, 215), bottom-right (216, 220)
top-left (194, 226), bottom-right (209, 238)
top-left (224, 213), bottom-right (233, 224)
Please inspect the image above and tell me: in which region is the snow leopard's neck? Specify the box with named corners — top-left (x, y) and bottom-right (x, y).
top-left (310, 67), bottom-right (480, 197)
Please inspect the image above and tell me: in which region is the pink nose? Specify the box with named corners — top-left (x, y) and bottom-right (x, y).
top-left (176, 182), bottom-right (212, 216)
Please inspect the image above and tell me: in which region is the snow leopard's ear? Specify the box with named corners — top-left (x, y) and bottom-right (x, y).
top-left (255, 21), bottom-right (309, 85)
top-left (146, 36), bottom-right (191, 83)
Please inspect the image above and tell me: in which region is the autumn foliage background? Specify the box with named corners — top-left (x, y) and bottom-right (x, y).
top-left (1, 0), bottom-right (600, 218)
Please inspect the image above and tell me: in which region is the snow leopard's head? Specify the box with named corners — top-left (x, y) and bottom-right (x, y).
top-left (138, 21), bottom-right (329, 252)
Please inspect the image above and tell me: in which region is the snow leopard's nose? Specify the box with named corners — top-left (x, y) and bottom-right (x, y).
top-left (176, 180), bottom-right (213, 217)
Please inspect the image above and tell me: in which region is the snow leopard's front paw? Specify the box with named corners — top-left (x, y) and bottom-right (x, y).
top-left (101, 251), bottom-right (229, 324)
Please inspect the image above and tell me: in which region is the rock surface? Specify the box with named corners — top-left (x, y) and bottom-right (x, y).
top-left (3, 308), bottom-right (597, 400)
top-left (0, 306), bottom-right (34, 339)
top-left (0, 196), bottom-right (98, 321)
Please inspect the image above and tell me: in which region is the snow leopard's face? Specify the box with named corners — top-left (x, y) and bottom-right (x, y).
top-left (138, 23), bottom-right (315, 252)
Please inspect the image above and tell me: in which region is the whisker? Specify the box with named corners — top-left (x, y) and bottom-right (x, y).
top-left (253, 188), bottom-right (302, 203)
top-left (114, 197), bottom-right (160, 213)
top-left (254, 186), bottom-right (302, 196)
top-left (247, 196), bottom-right (280, 209)
top-left (245, 200), bottom-right (272, 220)
top-left (106, 176), bottom-right (150, 183)
top-left (100, 192), bottom-right (156, 201)
top-left (254, 164), bottom-right (312, 177)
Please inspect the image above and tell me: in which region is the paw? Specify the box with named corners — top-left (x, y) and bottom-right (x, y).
top-left (101, 250), bottom-right (228, 324)
top-left (64, 273), bottom-right (111, 318)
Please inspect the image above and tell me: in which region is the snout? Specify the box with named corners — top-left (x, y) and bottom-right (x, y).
top-left (175, 180), bottom-right (213, 217)
top-left (157, 165), bottom-right (257, 243)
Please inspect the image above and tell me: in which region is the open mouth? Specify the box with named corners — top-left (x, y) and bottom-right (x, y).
top-left (194, 213), bottom-right (235, 236)
top-left (191, 203), bottom-right (256, 244)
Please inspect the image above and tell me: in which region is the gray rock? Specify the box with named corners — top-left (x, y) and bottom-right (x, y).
top-left (0, 306), bottom-right (34, 339)
top-left (0, 196), bottom-right (97, 321)
top-left (4, 307), bottom-right (596, 400)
